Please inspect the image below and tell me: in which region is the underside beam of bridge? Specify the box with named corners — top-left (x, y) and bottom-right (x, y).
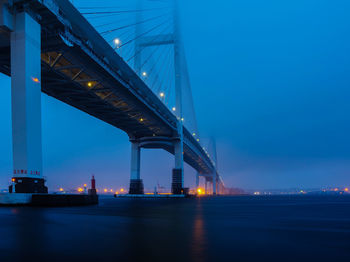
top-left (10, 12), bottom-right (47, 193)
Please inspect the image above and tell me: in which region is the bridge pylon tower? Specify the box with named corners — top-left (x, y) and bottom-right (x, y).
top-left (128, 0), bottom-right (187, 194)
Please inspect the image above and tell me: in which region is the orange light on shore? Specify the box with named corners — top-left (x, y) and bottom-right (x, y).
top-left (84, 184), bottom-right (87, 187)
top-left (197, 188), bottom-right (205, 195)
top-left (78, 187), bottom-right (83, 192)
top-left (345, 188), bottom-right (349, 192)
top-left (59, 188), bottom-right (64, 192)
top-left (11, 178), bottom-right (15, 182)
top-left (104, 188), bottom-right (108, 193)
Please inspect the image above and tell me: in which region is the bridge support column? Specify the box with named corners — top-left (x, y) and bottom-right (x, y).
top-left (205, 179), bottom-right (208, 194)
top-left (213, 175), bottom-right (217, 195)
top-left (172, 138), bottom-right (184, 194)
top-left (129, 141), bottom-right (144, 194)
top-left (196, 173), bottom-right (199, 190)
top-left (9, 12), bottom-right (47, 194)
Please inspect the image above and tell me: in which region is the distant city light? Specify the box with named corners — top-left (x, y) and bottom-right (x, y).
top-left (104, 188), bottom-right (108, 193)
top-left (87, 82), bottom-right (93, 87)
top-left (78, 187), bottom-right (83, 192)
top-left (120, 188), bottom-right (124, 192)
top-left (84, 184), bottom-right (87, 187)
top-left (140, 118), bottom-right (144, 122)
top-left (110, 189), bottom-right (113, 192)
top-left (345, 188), bottom-right (349, 192)
top-left (59, 188), bottom-right (64, 192)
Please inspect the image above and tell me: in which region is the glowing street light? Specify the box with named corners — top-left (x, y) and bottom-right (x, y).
top-left (172, 107), bottom-right (176, 111)
top-left (114, 38), bottom-right (121, 48)
top-left (160, 92), bottom-right (165, 98)
top-left (142, 71), bottom-right (147, 77)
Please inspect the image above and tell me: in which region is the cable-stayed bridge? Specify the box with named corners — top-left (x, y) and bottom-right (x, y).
top-left (0, 0), bottom-right (224, 195)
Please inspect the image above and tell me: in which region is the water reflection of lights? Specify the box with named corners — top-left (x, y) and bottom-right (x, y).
top-left (192, 202), bottom-right (207, 262)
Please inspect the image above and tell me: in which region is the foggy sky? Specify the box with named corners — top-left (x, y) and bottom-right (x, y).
top-left (1, 0), bottom-right (349, 191)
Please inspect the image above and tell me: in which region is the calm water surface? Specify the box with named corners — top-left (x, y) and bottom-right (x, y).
top-left (0, 195), bottom-right (350, 262)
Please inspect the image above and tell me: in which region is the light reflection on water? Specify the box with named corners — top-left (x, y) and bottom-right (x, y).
top-left (0, 196), bottom-right (350, 262)
top-left (192, 200), bottom-right (207, 262)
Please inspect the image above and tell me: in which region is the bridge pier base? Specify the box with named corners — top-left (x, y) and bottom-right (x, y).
top-left (172, 139), bottom-right (184, 194)
top-left (129, 141), bottom-right (144, 194)
top-left (213, 176), bottom-right (217, 195)
top-left (171, 168), bottom-right (183, 194)
top-left (129, 179), bottom-right (144, 195)
top-left (9, 12), bottom-right (47, 194)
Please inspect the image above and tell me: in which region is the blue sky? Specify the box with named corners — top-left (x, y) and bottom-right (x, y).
top-left (1, 0), bottom-right (350, 191)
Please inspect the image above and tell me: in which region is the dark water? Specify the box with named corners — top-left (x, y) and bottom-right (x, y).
top-left (1, 195), bottom-right (350, 262)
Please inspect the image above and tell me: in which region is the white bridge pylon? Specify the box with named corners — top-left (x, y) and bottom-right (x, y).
top-left (5, 10), bottom-right (48, 193)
